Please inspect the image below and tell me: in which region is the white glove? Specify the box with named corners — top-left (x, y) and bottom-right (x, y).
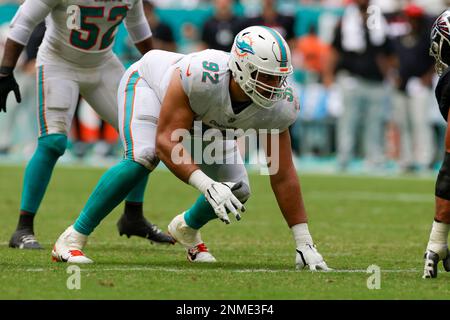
top-left (205, 182), bottom-right (245, 224)
top-left (188, 170), bottom-right (245, 224)
top-left (295, 244), bottom-right (331, 271)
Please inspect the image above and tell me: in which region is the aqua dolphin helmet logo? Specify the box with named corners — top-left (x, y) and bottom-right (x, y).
top-left (235, 35), bottom-right (255, 57)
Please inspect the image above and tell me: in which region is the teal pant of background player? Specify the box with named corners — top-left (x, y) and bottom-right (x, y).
top-left (74, 159), bottom-right (149, 235)
top-left (20, 134), bottom-right (148, 215)
top-left (20, 134), bottom-right (67, 214)
top-left (125, 174), bottom-right (148, 203)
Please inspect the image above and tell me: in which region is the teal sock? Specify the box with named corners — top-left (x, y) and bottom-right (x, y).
top-left (184, 195), bottom-right (217, 229)
top-left (125, 174), bottom-right (148, 203)
top-left (20, 134), bottom-right (67, 214)
top-left (74, 159), bottom-right (150, 235)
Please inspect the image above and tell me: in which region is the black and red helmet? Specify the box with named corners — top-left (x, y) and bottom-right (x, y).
top-left (430, 10), bottom-right (450, 76)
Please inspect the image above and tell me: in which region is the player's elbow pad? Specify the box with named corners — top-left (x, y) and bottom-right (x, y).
top-left (8, 1), bottom-right (50, 45)
top-left (125, 21), bottom-right (152, 44)
top-left (124, 0), bottom-right (152, 43)
top-left (436, 152), bottom-right (450, 200)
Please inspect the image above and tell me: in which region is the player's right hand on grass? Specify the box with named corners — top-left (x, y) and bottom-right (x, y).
top-left (296, 244), bottom-right (331, 271)
top-left (0, 73), bottom-right (21, 112)
top-left (205, 182), bottom-right (245, 224)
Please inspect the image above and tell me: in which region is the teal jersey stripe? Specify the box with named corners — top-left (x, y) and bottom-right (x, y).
top-left (261, 26), bottom-right (288, 67)
top-left (123, 71), bottom-right (140, 160)
top-left (37, 66), bottom-right (47, 135)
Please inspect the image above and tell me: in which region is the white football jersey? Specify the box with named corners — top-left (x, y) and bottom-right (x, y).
top-left (9, 0), bottom-right (149, 67)
top-left (138, 49), bottom-right (300, 133)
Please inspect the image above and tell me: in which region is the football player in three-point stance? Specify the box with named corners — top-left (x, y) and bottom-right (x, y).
top-left (52, 25), bottom-right (330, 270)
top-left (0, 0), bottom-right (174, 249)
top-left (423, 10), bottom-right (450, 278)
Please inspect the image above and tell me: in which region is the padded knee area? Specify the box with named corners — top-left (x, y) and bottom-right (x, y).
top-left (436, 152), bottom-right (450, 200)
top-left (134, 147), bottom-right (160, 171)
top-left (38, 134), bottom-right (68, 157)
top-left (231, 181), bottom-right (251, 204)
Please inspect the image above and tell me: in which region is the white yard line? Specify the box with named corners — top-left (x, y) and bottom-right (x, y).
top-left (20, 266), bottom-right (419, 274)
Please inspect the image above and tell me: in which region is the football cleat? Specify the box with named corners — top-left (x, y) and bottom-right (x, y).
top-left (9, 229), bottom-right (42, 249)
top-left (117, 214), bottom-right (175, 245)
top-left (444, 254), bottom-right (450, 272)
top-left (168, 212), bottom-right (217, 263)
top-left (423, 250), bottom-right (440, 278)
top-left (187, 243), bottom-right (216, 263)
top-left (51, 225), bottom-right (93, 264)
top-left (295, 244), bottom-right (331, 271)
top-left (423, 248), bottom-right (450, 279)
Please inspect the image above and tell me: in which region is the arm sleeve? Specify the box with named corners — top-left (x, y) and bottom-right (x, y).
top-left (124, 0), bottom-right (152, 43)
top-left (179, 57), bottom-right (194, 96)
top-left (8, 0), bottom-right (59, 45)
top-left (178, 54), bottom-right (213, 117)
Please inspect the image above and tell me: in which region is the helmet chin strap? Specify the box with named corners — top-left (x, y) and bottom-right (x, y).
top-left (433, 36), bottom-right (450, 77)
top-left (229, 73), bottom-right (252, 104)
top-left (436, 61), bottom-right (448, 77)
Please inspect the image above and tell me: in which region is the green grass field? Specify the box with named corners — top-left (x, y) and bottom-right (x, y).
top-left (0, 164), bottom-right (449, 299)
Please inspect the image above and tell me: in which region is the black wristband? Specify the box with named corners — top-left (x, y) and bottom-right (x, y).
top-left (0, 66), bottom-right (14, 75)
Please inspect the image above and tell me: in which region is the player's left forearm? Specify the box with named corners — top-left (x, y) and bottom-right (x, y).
top-left (270, 168), bottom-right (308, 227)
top-left (0, 39), bottom-right (25, 72)
top-left (134, 37), bottom-right (153, 55)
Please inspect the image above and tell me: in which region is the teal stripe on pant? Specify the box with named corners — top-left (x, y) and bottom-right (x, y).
top-left (121, 70), bottom-right (148, 203)
top-left (37, 65), bottom-right (48, 135)
top-left (123, 71), bottom-right (140, 161)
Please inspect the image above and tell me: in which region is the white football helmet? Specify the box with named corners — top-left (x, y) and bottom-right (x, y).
top-left (430, 10), bottom-right (450, 76)
top-left (229, 26), bottom-right (293, 109)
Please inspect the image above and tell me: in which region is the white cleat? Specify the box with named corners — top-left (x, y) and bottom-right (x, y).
top-left (51, 225), bottom-right (93, 264)
top-left (168, 213), bottom-right (217, 263)
top-left (423, 244), bottom-right (450, 278)
top-left (187, 243), bottom-right (217, 262)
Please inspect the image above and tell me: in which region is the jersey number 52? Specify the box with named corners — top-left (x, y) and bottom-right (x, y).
top-left (67, 5), bottom-right (127, 50)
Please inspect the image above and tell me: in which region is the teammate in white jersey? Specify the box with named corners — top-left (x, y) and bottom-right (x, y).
top-left (52, 26), bottom-right (330, 271)
top-left (0, 0), bottom-right (174, 249)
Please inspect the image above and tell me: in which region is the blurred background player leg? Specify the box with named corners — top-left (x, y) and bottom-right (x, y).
top-left (9, 64), bottom-right (80, 249)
